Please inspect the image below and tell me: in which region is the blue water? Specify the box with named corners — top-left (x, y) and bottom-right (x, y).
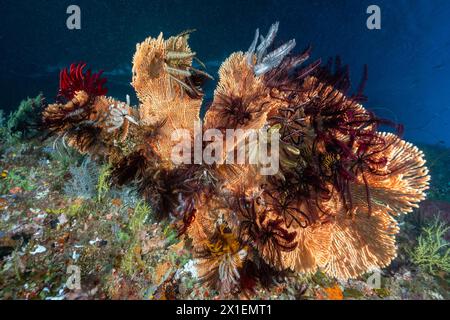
top-left (1, 0), bottom-right (450, 146)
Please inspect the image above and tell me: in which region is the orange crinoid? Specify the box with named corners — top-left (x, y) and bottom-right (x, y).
top-left (42, 23), bottom-right (429, 296)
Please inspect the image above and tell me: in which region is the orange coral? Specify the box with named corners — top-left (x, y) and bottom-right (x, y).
top-left (323, 284), bottom-right (344, 300)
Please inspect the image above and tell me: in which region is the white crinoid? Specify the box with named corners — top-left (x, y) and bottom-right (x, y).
top-left (106, 95), bottom-right (139, 133)
top-left (245, 21), bottom-right (297, 76)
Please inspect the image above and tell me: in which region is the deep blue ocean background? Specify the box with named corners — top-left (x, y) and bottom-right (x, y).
top-left (1, 0), bottom-right (449, 146)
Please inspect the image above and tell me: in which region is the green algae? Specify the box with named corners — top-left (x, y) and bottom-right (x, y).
top-left (410, 218), bottom-right (450, 275)
top-left (96, 163), bottom-right (112, 203)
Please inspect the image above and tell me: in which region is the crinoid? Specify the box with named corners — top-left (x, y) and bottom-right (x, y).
top-left (235, 194), bottom-right (298, 267)
top-left (195, 222), bottom-right (248, 296)
top-left (41, 22), bottom-right (430, 295)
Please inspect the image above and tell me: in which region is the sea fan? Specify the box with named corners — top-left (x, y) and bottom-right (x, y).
top-left (40, 23), bottom-right (431, 295)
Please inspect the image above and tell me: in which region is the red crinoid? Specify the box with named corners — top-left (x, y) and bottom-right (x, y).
top-left (58, 63), bottom-right (108, 102)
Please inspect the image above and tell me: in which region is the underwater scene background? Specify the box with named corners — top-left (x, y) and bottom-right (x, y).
top-left (0, 0), bottom-right (449, 300)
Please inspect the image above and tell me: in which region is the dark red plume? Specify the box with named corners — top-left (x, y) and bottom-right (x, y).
top-left (58, 63), bottom-right (108, 102)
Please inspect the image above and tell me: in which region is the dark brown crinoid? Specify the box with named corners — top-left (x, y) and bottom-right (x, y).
top-left (210, 91), bottom-right (266, 131)
top-left (236, 195), bottom-right (298, 268)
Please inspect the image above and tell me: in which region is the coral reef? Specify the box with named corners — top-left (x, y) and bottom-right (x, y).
top-left (0, 137), bottom-right (446, 300)
top-left (27, 22), bottom-right (432, 297)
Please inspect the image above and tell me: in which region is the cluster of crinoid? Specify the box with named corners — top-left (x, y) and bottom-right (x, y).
top-left (40, 23), bottom-right (430, 298)
top-left (266, 58), bottom-right (404, 228)
top-left (42, 62), bottom-right (140, 157)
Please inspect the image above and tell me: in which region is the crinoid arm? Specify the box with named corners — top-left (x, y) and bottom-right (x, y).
top-left (131, 31), bottom-right (212, 166)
